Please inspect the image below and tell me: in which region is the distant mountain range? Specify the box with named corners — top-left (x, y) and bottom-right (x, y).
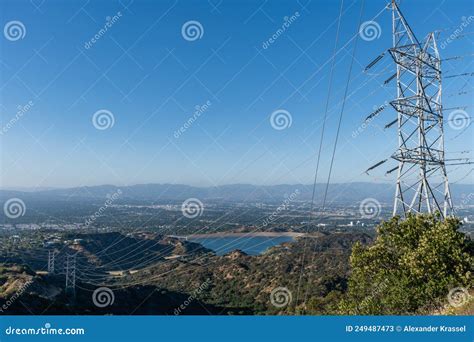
top-left (1, 182), bottom-right (473, 205)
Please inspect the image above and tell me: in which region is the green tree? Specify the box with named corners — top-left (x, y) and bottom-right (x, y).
top-left (339, 214), bottom-right (473, 314)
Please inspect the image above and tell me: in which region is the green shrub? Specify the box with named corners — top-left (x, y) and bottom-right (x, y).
top-left (339, 214), bottom-right (473, 314)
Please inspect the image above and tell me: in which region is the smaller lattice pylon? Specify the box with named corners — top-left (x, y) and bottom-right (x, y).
top-left (65, 254), bottom-right (76, 299)
top-left (47, 250), bottom-right (56, 274)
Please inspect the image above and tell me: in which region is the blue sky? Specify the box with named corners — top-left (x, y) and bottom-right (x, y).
top-left (0, 0), bottom-right (473, 188)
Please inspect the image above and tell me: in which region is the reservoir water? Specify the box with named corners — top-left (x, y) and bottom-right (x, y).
top-left (188, 236), bottom-right (293, 256)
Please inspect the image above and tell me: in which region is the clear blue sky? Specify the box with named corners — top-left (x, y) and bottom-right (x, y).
top-left (0, 0), bottom-right (473, 188)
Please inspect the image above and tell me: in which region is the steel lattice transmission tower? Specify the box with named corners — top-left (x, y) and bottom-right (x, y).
top-left (388, 0), bottom-right (453, 218)
top-left (65, 254), bottom-right (76, 298)
top-left (47, 250), bottom-right (56, 274)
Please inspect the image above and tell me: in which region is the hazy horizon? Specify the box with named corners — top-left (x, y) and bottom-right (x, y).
top-left (0, 180), bottom-right (406, 192)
